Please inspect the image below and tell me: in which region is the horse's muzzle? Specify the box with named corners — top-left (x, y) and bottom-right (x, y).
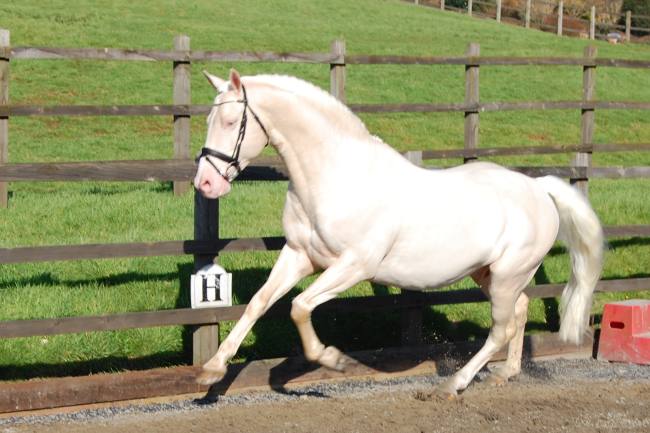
top-left (194, 159), bottom-right (232, 198)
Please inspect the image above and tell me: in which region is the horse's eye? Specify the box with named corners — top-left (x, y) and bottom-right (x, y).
top-left (224, 120), bottom-right (237, 128)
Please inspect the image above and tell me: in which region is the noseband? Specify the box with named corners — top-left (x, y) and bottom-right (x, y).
top-left (196, 84), bottom-right (269, 181)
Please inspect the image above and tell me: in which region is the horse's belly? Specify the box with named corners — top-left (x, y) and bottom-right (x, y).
top-left (372, 211), bottom-right (506, 291)
top-left (373, 247), bottom-right (486, 291)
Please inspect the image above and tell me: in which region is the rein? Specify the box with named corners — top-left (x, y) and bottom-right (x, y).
top-left (196, 85), bottom-right (269, 181)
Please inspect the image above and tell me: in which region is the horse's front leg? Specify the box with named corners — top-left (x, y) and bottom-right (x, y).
top-left (197, 245), bottom-right (315, 385)
top-left (290, 254), bottom-right (369, 371)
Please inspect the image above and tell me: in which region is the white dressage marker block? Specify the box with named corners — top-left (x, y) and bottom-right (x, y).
top-left (191, 263), bottom-right (232, 308)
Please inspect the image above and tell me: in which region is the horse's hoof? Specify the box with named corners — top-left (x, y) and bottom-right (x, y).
top-left (432, 379), bottom-right (459, 401)
top-left (483, 372), bottom-right (508, 387)
top-left (318, 346), bottom-right (350, 372)
top-left (413, 390), bottom-right (432, 401)
top-left (434, 387), bottom-right (458, 401)
top-left (196, 367), bottom-right (226, 385)
top-left (414, 387), bottom-right (458, 402)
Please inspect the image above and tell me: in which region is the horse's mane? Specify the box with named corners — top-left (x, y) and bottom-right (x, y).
top-left (245, 74), bottom-right (374, 140)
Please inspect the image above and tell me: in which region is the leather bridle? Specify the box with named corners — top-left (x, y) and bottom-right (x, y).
top-left (195, 85), bottom-right (269, 182)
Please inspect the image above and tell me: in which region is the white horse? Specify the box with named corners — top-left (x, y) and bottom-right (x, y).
top-left (193, 69), bottom-right (604, 398)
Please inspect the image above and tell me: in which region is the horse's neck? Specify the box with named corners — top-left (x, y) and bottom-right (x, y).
top-left (261, 87), bottom-right (376, 209)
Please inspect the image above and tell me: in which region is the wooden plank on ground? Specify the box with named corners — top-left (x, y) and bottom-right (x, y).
top-left (0, 332), bottom-right (593, 414)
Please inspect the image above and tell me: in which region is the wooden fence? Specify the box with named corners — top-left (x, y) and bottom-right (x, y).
top-left (412, 0), bottom-right (650, 43)
top-left (1, 31), bottom-right (650, 368)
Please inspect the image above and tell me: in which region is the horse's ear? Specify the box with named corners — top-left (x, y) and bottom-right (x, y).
top-left (229, 69), bottom-right (242, 95)
top-left (203, 70), bottom-right (226, 92)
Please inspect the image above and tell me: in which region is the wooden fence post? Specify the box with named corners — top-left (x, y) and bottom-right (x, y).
top-left (0, 29), bottom-right (9, 208)
top-left (192, 41), bottom-right (219, 365)
top-left (440, 0), bottom-right (445, 11)
top-left (496, 0), bottom-right (502, 23)
top-left (557, 1), bottom-right (564, 36)
top-left (192, 191), bottom-right (220, 365)
top-left (173, 35), bottom-right (191, 196)
top-left (625, 11), bottom-right (631, 42)
top-left (330, 39), bottom-right (346, 103)
top-left (589, 6), bottom-right (596, 40)
top-left (468, 0), bottom-right (473, 17)
top-left (464, 43), bottom-right (480, 163)
top-left (193, 319), bottom-right (219, 367)
top-left (525, 0), bottom-right (531, 29)
top-left (401, 151), bottom-right (424, 346)
top-left (573, 45), bottom-right (597, 197)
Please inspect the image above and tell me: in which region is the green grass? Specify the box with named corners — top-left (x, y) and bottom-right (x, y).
top-left (1, 0), bottom-right (650, 380)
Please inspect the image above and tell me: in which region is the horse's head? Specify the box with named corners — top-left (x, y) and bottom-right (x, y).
top-left (194, 69), bottom-right (269, 198)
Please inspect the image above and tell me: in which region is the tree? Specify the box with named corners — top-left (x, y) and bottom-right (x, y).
top-left (622, 0), bottom-right (650, 34)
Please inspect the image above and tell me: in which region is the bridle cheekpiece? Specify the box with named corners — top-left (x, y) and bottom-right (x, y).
top-left (196, 84), bottom-right (269, 182)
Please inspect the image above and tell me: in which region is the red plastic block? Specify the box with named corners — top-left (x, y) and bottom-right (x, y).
top-left (597, 300), bottom-right (650, 365)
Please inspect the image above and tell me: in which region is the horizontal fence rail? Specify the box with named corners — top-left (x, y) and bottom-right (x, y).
top-left (1, 225), bottom-right (650, 264)
top-left (346, 55), bottom-right (650, 68)
top-left (0, 237), bottom-right (287, 263)
top-left (3, 47), bottom-right (342, 64)
top-left (2, 277), bottom-right (649, 339)
top-left (4, 46), bottom-right (650, 68)
top-left (3, 101), bottom-right (650, 118)
top-left (4, 157), bottom-right (650, 182)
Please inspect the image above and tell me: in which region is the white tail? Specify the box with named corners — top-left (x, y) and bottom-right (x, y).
top-left (537, 176), bottom-right (604, 344)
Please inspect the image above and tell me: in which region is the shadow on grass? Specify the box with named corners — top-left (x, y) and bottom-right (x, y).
top-left (0, 269), bottom-right (184, 291)
top-left (6, 257), bottom-right (632, 385)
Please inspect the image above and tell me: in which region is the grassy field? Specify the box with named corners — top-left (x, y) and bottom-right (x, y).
top-left (1, 0), bottom-right (650, 380)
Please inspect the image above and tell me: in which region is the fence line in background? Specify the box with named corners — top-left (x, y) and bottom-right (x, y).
top-left (410, 0), bottom-right (650, 43)
top-left (1, 33), bottom-right (650, 365)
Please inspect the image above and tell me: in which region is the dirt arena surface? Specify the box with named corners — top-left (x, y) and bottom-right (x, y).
top-left (3, 358), bottom-right (649, 433)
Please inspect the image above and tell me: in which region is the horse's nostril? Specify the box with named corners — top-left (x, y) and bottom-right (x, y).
top-left (199, 178), bottom-right (212, 192)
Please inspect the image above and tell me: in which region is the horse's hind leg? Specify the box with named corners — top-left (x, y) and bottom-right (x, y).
top-left (484, 292), bottom-right (529, 385)
top-left (470, 267), bottom-right (533, 386)
top-left (436, 269), bottom-right (536, 399)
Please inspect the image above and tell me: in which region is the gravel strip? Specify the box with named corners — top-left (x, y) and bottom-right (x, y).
top-left (2, 357), bottom-right (649, 428)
